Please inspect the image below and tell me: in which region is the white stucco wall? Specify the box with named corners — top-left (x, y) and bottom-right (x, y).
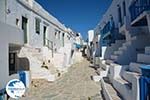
top-left (0, 0), bottom-right (76, 88)
top-left (99, 0), bottom-right (133, 29)
top-left (0, 21), bottom-right (23, 90)
top-left (4, 0), bottom-right (70, 49)
top-left (0, 0), bottom-right (6, 23)
top-left (88, 30), bottom-right (94, 45)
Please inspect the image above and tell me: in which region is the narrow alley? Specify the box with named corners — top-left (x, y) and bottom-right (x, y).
top-left (1, 0), bottom-right (150, 100)
top-left (21, 59), bottom-right (103, 100)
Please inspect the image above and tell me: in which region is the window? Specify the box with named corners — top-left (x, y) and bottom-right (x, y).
top-left (55, 32), bottom-right (57, 39)
top-left (67, 35), bottom-right (70, 40)
top-left (35, 18), bottom-right (41, 34)
top-left (58, 31), bottom-right (61, 40)
top-left (123, 1), bottom-right (126, 16)
top-left (9, 52), bottom-right (17, 75)
top-left (16, 18), bottom-right (19, 26)
top-left (117, 5), bottom-right (122, 24)
top-left (96, 42), bottom-right (98, 48)
top-left (22, 16), bottom-right (28, 43)
top-left (43, 26), bottom-right (47, 34)
top-left (43, 26), bottom-right (47, 46)
top-left (62, 33), bottom-right (65, 47)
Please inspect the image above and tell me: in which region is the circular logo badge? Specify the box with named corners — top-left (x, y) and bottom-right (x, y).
top-left (6, 79), bottom-right (26, 99)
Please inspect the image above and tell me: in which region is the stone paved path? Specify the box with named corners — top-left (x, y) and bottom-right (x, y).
top-left (21, 59), bottom-right (103, 100)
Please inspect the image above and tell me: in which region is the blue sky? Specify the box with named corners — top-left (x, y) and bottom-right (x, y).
top-left (36, 0), bottom-right (112, 40)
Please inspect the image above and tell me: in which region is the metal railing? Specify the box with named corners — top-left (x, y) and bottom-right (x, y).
top-left (44, 38), bottom-right (54, 57)
top-left (101, 20), bottom-right (115, 35)
top-left (100, 20), bottom-right (115, 46)
top-left (129, 0), bottom-right (150, 22)
top-left (101, 22), bottom-right (111, 35)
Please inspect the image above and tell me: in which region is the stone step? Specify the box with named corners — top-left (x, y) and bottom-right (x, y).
top-left (98, 60), bottom-right (110, 77)
top-left (145, 47), bottom-right (150, 54)
top-left (32, 74), bottom-right (55, 82)
top-left (114, 50), bottom-right (123, 55)
top-left (113, 77), bottom-right (132, 100)
top-left (114, 77), bottom-right (130, 86)
top-left (123, 41), bottom-right (131, 47)
top-left (131, 36), bottom-right (137, 40)
top-left (118, 46), bottom-right (127, 51)
top-left (101, 60), bottom-right (109, 70)
top-left (100, 70), bottom-right (109, 78)
top-left (115, 40), bottom-right (125, 44)
top-left (129, 62), bottom-right (145, 73)
top-left (111, 55), bottom-right (118, 60)
top-left (92, 75), bottom-right (101, 82)
top-left (31, 69), bottom-right (56, 81)
top-left (110, 43), bottom-right (115, 47)
top-left (101, 77), bottom-right (122, 100)
top-left (122, 70), bottom-right (140, 84)
top-left (105, 59), bottom-right (114, 65)
top-left (137, 53), bottom-right (150, 64)
top-left (32, 54), bottom-right (43, 61)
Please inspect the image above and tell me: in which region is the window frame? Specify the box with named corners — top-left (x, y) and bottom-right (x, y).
top-left (123, 1), bottom-right (126, 16)
top-left (9, 52), bottom-right (17, 75)
top-left (35, 18), bottom-right (41, 34)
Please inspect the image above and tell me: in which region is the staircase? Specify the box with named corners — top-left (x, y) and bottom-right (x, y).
top-left (101, 63), bottom-right (135, 100)
top-left (48, 42), bottom-right (76, 76)
top-left (104, 40), bottom-right (125, 60)
top-left (110, 35), bottom-right (150, 65)
top-left (121, 46), bottom-right (150, 100)
top-left (18, 45), bottom-right (56, 81)
top-left (98, 40), bottom-right (125, 78)
top-left (101, 45), bottom-right (150, 100)
top-left (122, 47), bottom-right (150, 82)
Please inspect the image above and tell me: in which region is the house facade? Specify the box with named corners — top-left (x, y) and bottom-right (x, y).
top-left (0, 21), bottom-right (29, 99)
top-left (92, 27), bottom-right (101, 66)
top-left (0, 0), bottom-right (77, 98)
top-left (86, 30), bottom-right (94, 60)
top-left (94, 0), bottom-right (150, 99)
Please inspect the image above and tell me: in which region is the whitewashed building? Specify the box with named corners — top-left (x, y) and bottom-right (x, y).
top-left (86, 30), bottom-right (94, 60)
top-left (95, 0), bottom-right (150, 100)
top-left (0, 0), bottom-right (77, 97)
top-left (92, 27), bottom-right (101, 66)
top-left (0, 21), bottom-right (29, 99)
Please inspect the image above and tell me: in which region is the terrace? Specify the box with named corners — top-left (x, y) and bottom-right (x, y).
top-left (129, 0), bottom-right (150, 26)
top-left (100, 20), bottom-right (118, 46)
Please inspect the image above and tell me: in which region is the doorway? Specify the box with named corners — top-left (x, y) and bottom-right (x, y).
top-left (43, 26), bottom-right (47, 46)
top-left (9, 52), bottom-right (17, 75)
top-left (22, 16), bottom-right (28, 43)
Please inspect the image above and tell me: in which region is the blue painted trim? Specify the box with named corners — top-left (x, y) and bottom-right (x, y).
top-left (75, 43), bottom-right (82, 49)
top-left (0, 88), bottom-right (6, 100)
top-left (0, 88), bottom-right (5, 94)
top-left (129, 0), bottom-right (150, 21)
top-left (140, 64), bottom-right (150, 100)
top-left (19, 71), bottom-right (26, 87)
top-left (140, 77), bottom-right (150, 100)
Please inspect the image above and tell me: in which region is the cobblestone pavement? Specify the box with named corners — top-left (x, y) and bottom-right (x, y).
top-left (21, 59), bottom-right (103, 100)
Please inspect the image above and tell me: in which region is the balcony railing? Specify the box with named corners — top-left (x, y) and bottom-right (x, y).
top-left (100, 21), bottom-right (115, 46)
top-left (129, 0), bottom-right (150, 22)
top-left (44, 38), bottom-right (54, 57)
top-left (45, 38), bottom-right (53, 50)
top-left (101, 22), bottom-right (110, 35)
